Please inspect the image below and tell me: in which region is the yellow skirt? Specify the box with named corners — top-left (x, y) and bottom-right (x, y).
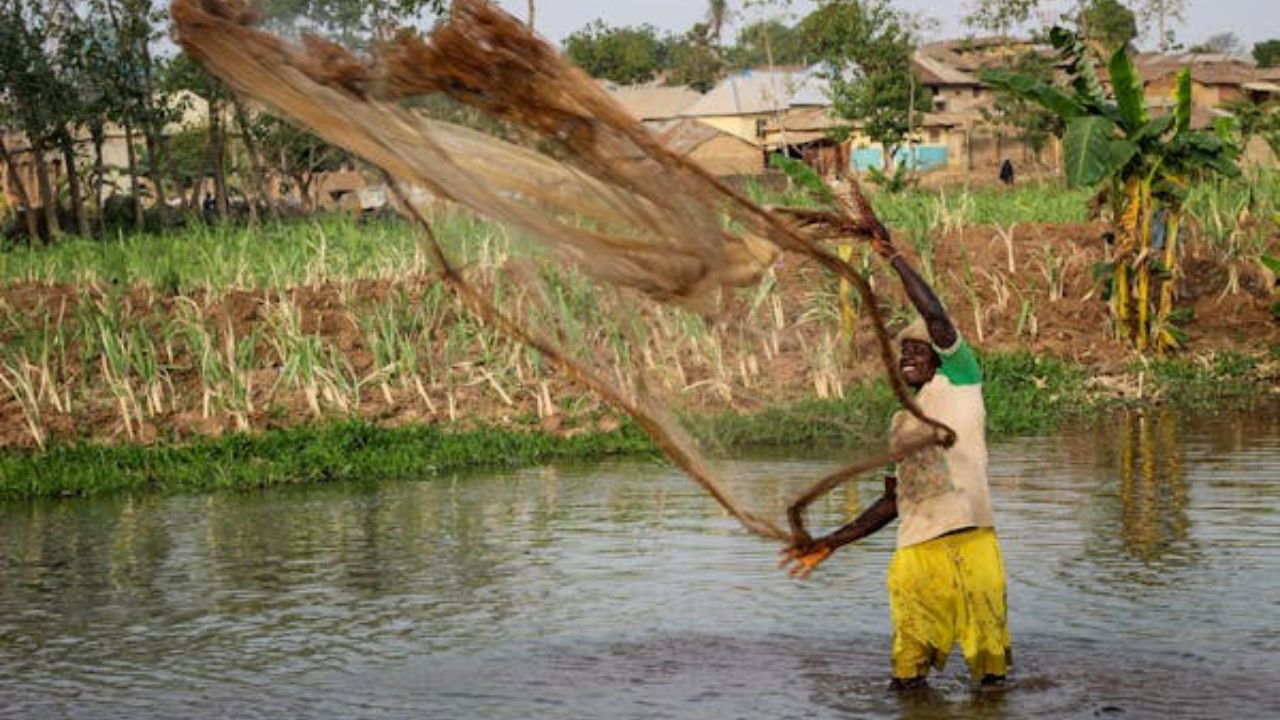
top-left (887, 527), bottom-right (1012, 680)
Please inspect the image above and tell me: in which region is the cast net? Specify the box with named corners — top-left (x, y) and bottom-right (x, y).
top-left (170, 0), bottom-right (953, 544)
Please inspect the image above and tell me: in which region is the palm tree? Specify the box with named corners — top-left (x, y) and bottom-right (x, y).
top-left (707, 0), bottom-right (727, 46)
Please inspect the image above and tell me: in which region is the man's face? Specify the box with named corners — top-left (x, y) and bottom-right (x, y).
top-left (899, 339), bottom-right (939, 387)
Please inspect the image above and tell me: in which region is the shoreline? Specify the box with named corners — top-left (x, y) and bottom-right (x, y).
top-left (5, 348), bottom-right (1275, 501)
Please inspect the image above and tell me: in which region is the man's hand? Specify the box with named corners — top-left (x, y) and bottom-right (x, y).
top-left (778, 541), bottom-right (834, 580)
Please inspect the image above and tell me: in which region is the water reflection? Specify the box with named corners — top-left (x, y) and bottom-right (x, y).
top-left (1099, 409), bottom-right (1195, 567)
top-left (1, 407), bottom-right (1278, 719)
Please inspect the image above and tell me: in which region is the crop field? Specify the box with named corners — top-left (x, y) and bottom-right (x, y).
top-left (0, 177), bottom-right (1276, 454)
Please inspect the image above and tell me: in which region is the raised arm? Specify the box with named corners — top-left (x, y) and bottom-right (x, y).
top-left (779, 477), bottom-right (899, 579)
top-left (880, 245), bottom-right (957, 349)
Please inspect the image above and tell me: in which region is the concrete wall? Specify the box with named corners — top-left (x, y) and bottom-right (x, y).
top-left (690, 135), bottom-right (765, 176)
top-left (696, 115), bottom-right (768, 144)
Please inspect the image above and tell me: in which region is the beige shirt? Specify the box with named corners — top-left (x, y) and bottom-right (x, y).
top-left (889, 339), bottom-right (994, 548)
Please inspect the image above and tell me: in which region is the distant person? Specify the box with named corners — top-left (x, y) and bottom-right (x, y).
top-left (780, 229), bottom-right (1011, 691)
top-left (202, 192), bottom-right (216, 215)
top-left (999, 159), bottom-right (1015, 186)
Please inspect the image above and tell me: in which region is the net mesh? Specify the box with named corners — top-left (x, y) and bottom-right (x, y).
top-left (170, 0), bottom-right (953, 544)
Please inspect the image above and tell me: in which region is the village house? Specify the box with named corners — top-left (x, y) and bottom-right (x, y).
top-left (606, 84), bottom-right (703, 133)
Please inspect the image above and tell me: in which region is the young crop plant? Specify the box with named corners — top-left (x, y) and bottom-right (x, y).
top-left (983, 27), bottom-right (1241, 353)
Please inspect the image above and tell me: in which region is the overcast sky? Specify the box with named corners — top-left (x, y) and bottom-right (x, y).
top-left (492, 0), bottom-right (1277, 55)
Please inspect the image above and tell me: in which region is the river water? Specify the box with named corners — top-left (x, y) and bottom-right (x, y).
top-left (2, 407), bottom-right (1278, 719)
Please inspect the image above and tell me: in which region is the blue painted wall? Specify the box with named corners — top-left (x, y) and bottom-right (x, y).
top-left (850, 145), bottom-right (948, 172)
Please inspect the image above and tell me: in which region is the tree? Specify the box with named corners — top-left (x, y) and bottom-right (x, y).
top-left (165, 53), bottom-right (236, 221)
top-left (729, 20), bottom-right (809, 68)
top-left (800, 0), bottom-right (929, 175)
top-left (980, 49), bottom-right (1064, 164)
top-left (984, 27), bottom-right (1241, 352)
top-left (564, 21), bottom-right (669, 85)
top-left (92, 0), bottom-right (182, 228)
top-left (255, 115), bottom-right (352, 212)
top-left (256, 0), bottom-right (447, 45)
top-left (1223, 100), bottom-right (1280, 161)
top-left (1188, 32), bottom-right (1242, 55)
top-left (1253, 39), bottom-right (1280, 68)
top-left (0, 0), bottom-right (72, 240)
top-left (1081, 0), bottom-right (1138, 55)
top-left (665, 23), bottom-right (724, 92)
top-left (964, 0), bottom-right (1041, 35)
top-left (1136, 0), bottom-right (1186, 52)
top-left (707, 0), bottom-right (729, 47)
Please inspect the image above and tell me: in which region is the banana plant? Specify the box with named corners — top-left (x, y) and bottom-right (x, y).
top-left (983, 28), bottom-right (1240, 352)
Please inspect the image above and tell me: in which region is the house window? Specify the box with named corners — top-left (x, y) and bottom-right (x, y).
top-left (928, 129), bottom-right (941, 143)
top-left (755, 118), bottom-right (768, 138)
top-left (934, 98), bottom-right (948, 111)
top-left (972, 87), bottom-right (981, 98)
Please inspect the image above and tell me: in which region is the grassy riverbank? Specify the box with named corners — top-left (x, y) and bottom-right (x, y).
top-left (1, 177), bottom-right (1275, 499)
top-left (3, 348), bottom-right (1273, 500)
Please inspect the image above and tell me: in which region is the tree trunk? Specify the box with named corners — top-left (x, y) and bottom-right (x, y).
top-left (57, 127), bottom-right (89, 237)
top-left (32, 139), bottom-right (61, 242)
top-left (91, 122), bottom-right (107, 234)
top-left (210, 99), bottom-right (229, 221)
top-left (124, 121), bottom-right (144, 229)
top-left (233, 98), bottom-right (273, 222)
top-left (144, 127), bottom-right (170, 224)
top-left (0, 134), bottom-right (41, 241)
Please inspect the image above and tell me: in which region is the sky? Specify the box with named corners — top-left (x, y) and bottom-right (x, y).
top-left (491, 0), bottom-right (1278, 55)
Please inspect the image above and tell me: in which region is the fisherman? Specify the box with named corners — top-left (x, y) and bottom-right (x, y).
top-left (779, 230), bottom-right (1011, 691)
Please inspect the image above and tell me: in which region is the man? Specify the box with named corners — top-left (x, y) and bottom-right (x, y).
top-left (780, 232), bottom-right (1011, 690)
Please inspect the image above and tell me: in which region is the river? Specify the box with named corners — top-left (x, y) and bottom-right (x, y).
top-left (2, 407), bottom-right (1278, 719)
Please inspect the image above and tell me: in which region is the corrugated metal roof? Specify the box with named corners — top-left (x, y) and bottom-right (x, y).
top-left (680, 66), bottom-right (834, 117)
top-left (913, 54), bottom-right (979, 86)
top-left (1243, 81), bottom-right (1280, 93)
top-left (1136, 54), bottom-right (1260, 86)
top-left (765, 107), bottom-right (841, 132)
top-left (608, 85), bottom-right (703, 121)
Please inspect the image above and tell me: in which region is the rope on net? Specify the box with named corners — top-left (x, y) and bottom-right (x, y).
top-left (170, 0), bottom-right (955, 546)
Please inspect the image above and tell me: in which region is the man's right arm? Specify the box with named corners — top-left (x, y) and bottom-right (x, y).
top-left (780, 477), bottom-right (898, 578)
top-left (818, 476), bottom-right (899, 551)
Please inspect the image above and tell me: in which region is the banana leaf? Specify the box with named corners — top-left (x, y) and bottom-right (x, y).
top-left (980, 69), bottom-right (1086, 119)
top-left (1063, 116), bottom-right (1135, 187)
top-left (769, 154), bottom-right (834, 205)
top-left (1108, 46), bottom-right (1148, 133)
top-left (1174, 69), bottom-right (1192, 135)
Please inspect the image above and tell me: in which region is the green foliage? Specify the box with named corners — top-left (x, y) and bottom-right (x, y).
top-left (0, 418), bottom-right (654, 500)
top-left (867, 163), bottom-right (913, 194)
top-left (978, 51), bottom-right (1071, 160)
top-left (664, 23), bottom-right (723, 93)
top-left (983, 32), bottom-right (1240, 194)
top-left (1188, 32), bottom-right (1242, 55)
top-left (800, 0), bottom-right (929, 170)
top-left (964, 0), bottom-right (1041, 34)
top-left (1254, 39), bottom-right (1280, 68)
top-left (1081, 0), bottom-right (1138, 55)
top-left (564, 20), bottom-right (670, 86)
top-left (729, 20), bottom-right (810, 67)
top-left (768, 154), bottom-right (834, 205)
top-left (256, 0), bottom-right (446, 45)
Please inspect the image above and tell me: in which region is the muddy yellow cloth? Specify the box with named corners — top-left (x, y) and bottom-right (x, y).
top-left (887, 527), bottom-right (1012, 680)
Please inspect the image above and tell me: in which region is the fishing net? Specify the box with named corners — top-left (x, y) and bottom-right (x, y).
top-left (170, 0), bottom-right (953, 545)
